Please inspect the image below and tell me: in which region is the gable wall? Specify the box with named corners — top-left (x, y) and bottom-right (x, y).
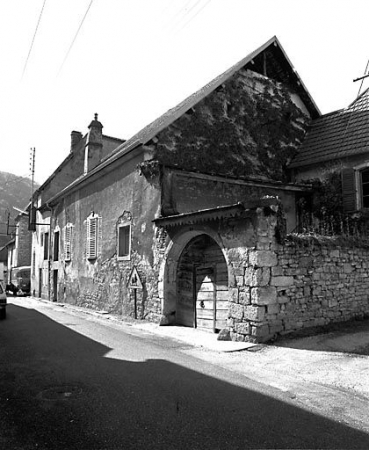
top-left (152, 69), bottom-right (310, 183)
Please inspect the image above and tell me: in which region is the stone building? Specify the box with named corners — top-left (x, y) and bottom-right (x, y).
top-left (29, 36), bottom-right (328, 343)
top-left (290, 87), bottom-right (369, 215)
top-left (31, 120), bottom-right (124, 299)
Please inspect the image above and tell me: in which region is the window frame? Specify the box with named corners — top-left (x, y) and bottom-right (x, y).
top-left (43, 232), bottom-right (49, 260)
top-left (53, 230), bottom-right (60, 261)
top-left (117, 223), bottom-right (131, 261)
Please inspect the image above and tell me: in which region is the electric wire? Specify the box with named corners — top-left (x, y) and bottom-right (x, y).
top-left (175, 0), bottom-right (212, 34)
top-left (21, 0), bottom-right (47, 80)
top-left (166, 0), bottom-right (203, 33)
top-left (357, 58), bottom-right (369, 98)
top-left (57, 0), bottom-right (94, 76)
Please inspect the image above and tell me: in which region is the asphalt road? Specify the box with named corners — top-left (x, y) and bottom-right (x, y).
top-left (1, 299), bottom-right (369, 449)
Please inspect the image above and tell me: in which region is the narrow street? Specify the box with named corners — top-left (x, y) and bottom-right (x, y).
top-left (1, 298), bottom-right (369, 449)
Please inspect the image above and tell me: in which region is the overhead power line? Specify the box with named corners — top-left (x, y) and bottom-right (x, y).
top-left (175, 0), bottom-right (212, 34)
top-left (355, 58), bottom-right (369, 98)
top-left (57, 0), bottom-right (94, 76)
top-left (21, 0), bottom-right (47, 80)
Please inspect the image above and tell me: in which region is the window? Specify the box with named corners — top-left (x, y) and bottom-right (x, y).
top-left (342, 166), bottom-right (369, 211)
top-left (87, 215), bottom-right (99, 259)
top-left (118, 224), bottom-right (131, 259)
top-left (44, 232), bottom-right (49, 260)
top-left (53, 231), bottom-right (60, 261)
top-left (64, 224), bottom-right (72, 261)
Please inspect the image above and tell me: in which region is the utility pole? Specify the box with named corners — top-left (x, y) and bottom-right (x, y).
top-left (29, 148), bottom-right (36, 231)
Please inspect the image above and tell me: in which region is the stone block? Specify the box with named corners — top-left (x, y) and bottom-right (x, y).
top-left (329, 250), bottom-right (340, 258)
top-left (271, 276), bottom-right (294, 287)
top-left (251, 324), bottom-right (270, 339)
top-left (217, 328), bottom-right (231, 341)
top-left (272, 266), bottom-right (284, 276)
top-left (230, 303), bottom-right (244, 320)
top-left (249, 250), bottom-right (277, 268)
top-left (244, 305), bottom-right (265, 321)
top-left (299, 256), bottom-right (313, 268)
top-left (277, 295), bottom-right (289, 304)
top-left (343, 264), bottom-right (353, 274)
top-left (251, 286), bottom-right (277, 305)
top-left (234, 322), bottom-right (251, 335)
top-left (267, 304), bottom-right (280, 315)
top-left (229, 288), bottom-right (239, 303)
top-left (244, 267), bottom-right (270, 286)
top-left (238, 289), bottom-right (251, 305)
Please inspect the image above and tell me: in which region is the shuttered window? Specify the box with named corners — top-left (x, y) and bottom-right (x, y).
top-left (64, 224), bottom-right (72, 261)
top-left (341, 168), bottom-right (357, 212)
top-left (118, 224), bottom-right (131, 259)
top-left (87, 216), bottom-right (98, 259)
top-left (361, 169), bottom-right (369, 208)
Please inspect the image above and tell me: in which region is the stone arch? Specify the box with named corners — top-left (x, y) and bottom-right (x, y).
top-left (159, 226), bottom-right (230, 330)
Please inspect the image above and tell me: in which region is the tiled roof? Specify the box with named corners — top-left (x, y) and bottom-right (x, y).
top-left (290, 88), bottom-right (369, 168)
top-left (110, 36), bottom-right (320, 158)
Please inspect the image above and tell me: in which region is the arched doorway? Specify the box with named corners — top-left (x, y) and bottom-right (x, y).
top-left (176, 234), bottom-right (228, 332)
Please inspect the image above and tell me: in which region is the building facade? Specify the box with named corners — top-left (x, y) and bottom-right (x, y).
top-left (28, 37), bottom-right (325, 342)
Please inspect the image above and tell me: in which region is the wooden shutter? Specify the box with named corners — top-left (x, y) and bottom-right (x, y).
top-left (87, 217), bottom-right (98, 259)
top-left (64, 225), bottom-right (72, 261)
top-left (341, 168), bottom-right (357, 212)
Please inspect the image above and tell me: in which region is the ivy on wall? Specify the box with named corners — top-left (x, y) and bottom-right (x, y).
top-left (149, 70), bottom-right (310, 182)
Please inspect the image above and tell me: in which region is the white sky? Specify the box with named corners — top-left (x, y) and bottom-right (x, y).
top-left (1, 0), bottom-right (369, 185)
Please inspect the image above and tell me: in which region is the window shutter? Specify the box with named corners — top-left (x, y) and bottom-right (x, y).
top-left (87, 217), bottom-right (98, 259)
top-left (64, 225), bottom-right (72, 261)
top-left (341, 168), bottom-right (357, 212)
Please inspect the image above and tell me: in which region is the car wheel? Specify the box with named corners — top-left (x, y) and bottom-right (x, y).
top-left (0, 309), bottom-right (6, 320)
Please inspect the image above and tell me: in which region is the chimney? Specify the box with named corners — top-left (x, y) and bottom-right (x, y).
top-left (70, 131), bottom-right (83, 152)
top-left (84, 113), bottom-right (103, 174)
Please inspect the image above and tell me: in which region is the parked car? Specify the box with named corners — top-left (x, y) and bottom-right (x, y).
top-left (8, 266), bottom-right (31, 296)
top-left (0, 281), bottom-right (7, 319)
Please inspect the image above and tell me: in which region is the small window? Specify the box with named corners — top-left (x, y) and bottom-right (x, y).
top-left (87, 216), bottom-right (98, 259)
top-left (53, 231), bottom-right (60, 261)
top-left (44, 232), bottom-right (49, 260)
top-left (118, 224), bottom-right (131, 259)
top-left (64, 224), bottom-right (72, 261)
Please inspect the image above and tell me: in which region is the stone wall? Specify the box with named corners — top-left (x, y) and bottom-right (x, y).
top-left (228, 206), bottom-right (369, 342)
top-left (149, 69), bottom-right (310, 183)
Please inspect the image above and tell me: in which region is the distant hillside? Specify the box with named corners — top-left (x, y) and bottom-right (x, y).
top-left (0, 171), bottom-right (38, 248)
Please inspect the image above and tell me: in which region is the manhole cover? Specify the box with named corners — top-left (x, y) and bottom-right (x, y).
top-left (38, 385), bottom-right (83, 401)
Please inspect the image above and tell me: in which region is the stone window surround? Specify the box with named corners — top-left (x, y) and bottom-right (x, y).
top-left (117, 222), bottom-right (131, 261)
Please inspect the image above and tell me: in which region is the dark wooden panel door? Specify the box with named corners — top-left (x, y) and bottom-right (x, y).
top-left (176, 263), bottom-right (195, 327)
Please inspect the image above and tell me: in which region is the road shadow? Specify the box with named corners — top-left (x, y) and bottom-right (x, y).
top-left (1, 303), bottom-right (369, 449)
top-left (273, 318), bottom-right (369, 355)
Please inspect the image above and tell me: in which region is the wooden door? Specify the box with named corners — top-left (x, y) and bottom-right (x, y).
top-left (176, 262), bottom-right (195, 327)
top-left (195, 267), bottom-right (215, 331)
